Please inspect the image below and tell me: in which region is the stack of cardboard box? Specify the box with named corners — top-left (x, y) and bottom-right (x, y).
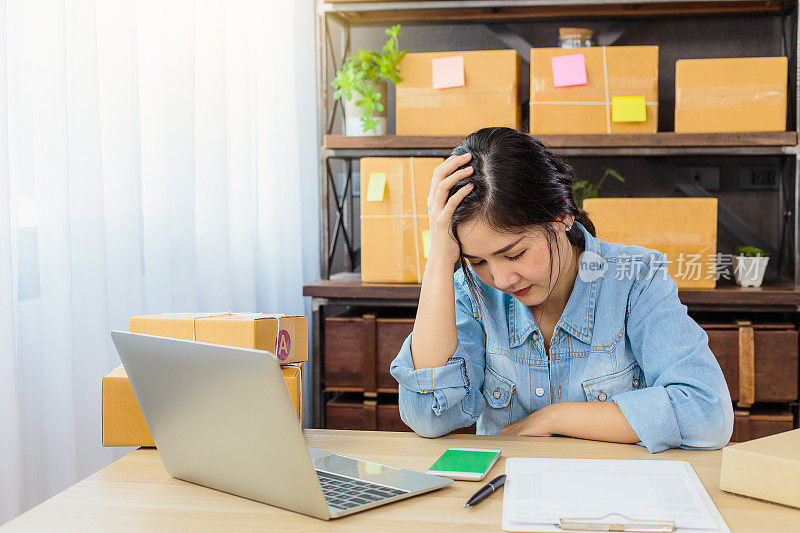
top-left (102, 313), bottom-right (307, 447)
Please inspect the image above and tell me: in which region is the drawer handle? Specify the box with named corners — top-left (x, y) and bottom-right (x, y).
top-left (737, 321), bottom-right (755, 409)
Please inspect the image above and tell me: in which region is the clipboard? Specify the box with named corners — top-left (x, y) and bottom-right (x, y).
top-left (559, 513), bottom-right (674, 532)
top-left (501, 458), bottom-right (730, 533)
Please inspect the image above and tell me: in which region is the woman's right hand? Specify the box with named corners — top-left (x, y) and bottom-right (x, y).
top-left (426, 152), bottom-right (475, 266)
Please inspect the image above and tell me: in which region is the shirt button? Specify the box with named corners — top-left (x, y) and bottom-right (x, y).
top-left (532, 331), bottom-right (539, 340)
top-left (632, 378), bottom-right (640, 388)
top-left (535, 387), bottom-right (545, 397)
top-left (597, 391), bottom-right (608, 402)
top-left (493, 388), bottom-right (502, 399)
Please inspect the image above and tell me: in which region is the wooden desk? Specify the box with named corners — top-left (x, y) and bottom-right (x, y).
top-left (4, 430), bottom-right (800, 532)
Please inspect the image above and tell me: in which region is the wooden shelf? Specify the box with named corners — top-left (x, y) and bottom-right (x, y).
top-left (304, 273), bottom-right (800, 309)
top-left (304, 274), bottom-right (422, 301)
top-left (324, 132), bottom-right (798, 157)
top-left (321, 0), bottom-right (788, 24)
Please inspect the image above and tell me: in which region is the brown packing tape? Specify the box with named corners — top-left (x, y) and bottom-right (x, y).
top-left (530, 101), bottom-right (658, 105)
top-left (254, 315), bottom-right (308, 363)
top-left (131, 312), bottom-right (233, 342)
top-left (396, 87), bottom-right (517, 108)
top-left (676, 84), bottom-right (785, 110)
top-left (275, 316), bottom-right (295, 362)
top-left (132, 313), bottom-right (308, 363)
top-left (530, 103), bottom-right (659, 134)
top-left (408, 158), bottom-right (422, 282)
top-left (595, 232), bottom-right (717, 245)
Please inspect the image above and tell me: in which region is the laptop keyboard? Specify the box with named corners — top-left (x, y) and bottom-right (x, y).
top-left (316, 470), bottom-right (409, 510)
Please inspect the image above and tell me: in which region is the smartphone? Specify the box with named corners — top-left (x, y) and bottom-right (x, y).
top-left (426, 447), bottom-right (502, 481)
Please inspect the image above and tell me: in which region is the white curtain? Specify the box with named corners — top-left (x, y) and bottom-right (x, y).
top-left (0, 0), bottom-right (319, 523)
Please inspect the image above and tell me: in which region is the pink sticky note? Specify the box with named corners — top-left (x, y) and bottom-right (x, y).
top-left (432, 55), bottom-right (465, 90)
top-left (551, 53), bottom-right (588, 87)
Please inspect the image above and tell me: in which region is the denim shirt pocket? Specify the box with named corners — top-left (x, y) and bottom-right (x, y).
top-left (481, 364), bottom-right (515, 427)
top-left (581, 361), bottom-right (644, 403)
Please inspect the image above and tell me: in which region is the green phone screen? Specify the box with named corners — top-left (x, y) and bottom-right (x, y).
top-left (429, 449), bottom-right (498, 474)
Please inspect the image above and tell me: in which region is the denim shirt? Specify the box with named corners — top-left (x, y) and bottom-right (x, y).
top-left (389, 222), bottom-right (734, 453)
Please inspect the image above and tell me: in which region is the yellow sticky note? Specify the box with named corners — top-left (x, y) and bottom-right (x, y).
top-left (366, 172), bottom-right (387, 202)
top-left (422, 230), bottom-right (431, 258)
top-left (611, 95), bottom-right (647, 123)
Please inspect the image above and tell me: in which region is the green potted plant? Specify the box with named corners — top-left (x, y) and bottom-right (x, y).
top-left (732, 246), bottom-right (770, 287)
top-left (332, 24), bottom-right (407, 136)
top-left (573, 166), bottom-right (625, 208)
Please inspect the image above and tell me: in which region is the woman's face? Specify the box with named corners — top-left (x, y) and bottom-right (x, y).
top-left (457, 217), bottom-right (573, 307)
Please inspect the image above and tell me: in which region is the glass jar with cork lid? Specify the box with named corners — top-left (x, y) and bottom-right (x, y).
top-left (559, 27), bottom-right (594, 48)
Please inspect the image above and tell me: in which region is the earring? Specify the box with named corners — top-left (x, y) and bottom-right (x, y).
top-left (566, 225), bottom-right (573, 232)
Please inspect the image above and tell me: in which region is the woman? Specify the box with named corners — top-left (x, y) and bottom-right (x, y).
top-left (389, 127), bottom-right (733, 453)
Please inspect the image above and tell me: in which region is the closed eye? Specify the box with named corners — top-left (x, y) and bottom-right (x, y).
top-left (506, 250), bottom-right (525, 261)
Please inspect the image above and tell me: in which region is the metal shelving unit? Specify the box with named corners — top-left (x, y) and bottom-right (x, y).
top-left (316, 0), bottom-right (800, 284)
top-left (311, 0), bottom-right (800, 428)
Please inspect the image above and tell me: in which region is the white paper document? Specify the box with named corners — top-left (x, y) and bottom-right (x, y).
top-left (502, 458), bottom-right (730, 532)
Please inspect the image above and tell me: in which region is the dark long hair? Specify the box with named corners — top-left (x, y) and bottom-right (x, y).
top-left (447, 127), bottom-right (596, 312)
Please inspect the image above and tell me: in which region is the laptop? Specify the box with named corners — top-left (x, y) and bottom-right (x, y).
top-left (110, 330), bottom-right (452, 520)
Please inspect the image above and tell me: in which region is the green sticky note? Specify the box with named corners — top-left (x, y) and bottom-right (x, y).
top-left (366, 172), bottom-right (387, 202)
top-left (422, 229), bottom-right (431, 258)
top-left (611, 95), bottom-right (647, 123)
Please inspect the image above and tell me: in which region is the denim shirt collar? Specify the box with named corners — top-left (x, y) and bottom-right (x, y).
top-left (507, 222), bottom-right (601, 347)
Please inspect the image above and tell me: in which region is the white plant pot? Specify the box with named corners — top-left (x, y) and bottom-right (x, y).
top-left (343, 80), bottom-right (387, 136)
top-left (732, 256), bottom-right (769, 288)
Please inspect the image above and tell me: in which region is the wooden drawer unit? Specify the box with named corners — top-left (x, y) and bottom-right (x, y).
top-left (702, 322), bottom-right (798, 407)
top-left (731, 408), bottom-right (795, 442)
top-left (325, 396), bottom-right (410, 432)
top-left (325, 395), bottom-right (476, 434)
top-left (324, 315), bottom-right (413, 392)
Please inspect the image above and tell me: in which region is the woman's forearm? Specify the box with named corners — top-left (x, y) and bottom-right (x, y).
top-left (547, 402), bottom-right (640, 444)
top-left (410, 257), bottom-right (459, 370)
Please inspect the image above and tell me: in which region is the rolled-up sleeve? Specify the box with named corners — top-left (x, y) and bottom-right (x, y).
top-left (613, 253), bottom-right (734, 453)
top-left (389, 278), bottom-right (487, 437)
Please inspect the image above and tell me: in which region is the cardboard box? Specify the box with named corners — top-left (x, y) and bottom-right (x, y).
top-left (130, 313), bottom-right (307, 364)
top-left (720, 428), bottom-right (800, 508)
top-left (395, 50), bottom-right (521, 136)
top-left (530, 46), bottom-right (659, 134)
top-left (102, 363), bottom-right (304, 447)
top-left (360, 157), bottom-right (443, 283)
top-left (583, 198), bottom-right (718, 289)
top-left (102, 366), bottom-right (155, 446)
top-left (675, 57), bottom-right (787, 133)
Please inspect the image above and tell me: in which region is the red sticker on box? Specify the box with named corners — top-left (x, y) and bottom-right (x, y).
top-left (275, 329), bottom-right (291, 361)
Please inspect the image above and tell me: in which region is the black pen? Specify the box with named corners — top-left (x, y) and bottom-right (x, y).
top-left (464, 474), bottom-right (506, 508)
